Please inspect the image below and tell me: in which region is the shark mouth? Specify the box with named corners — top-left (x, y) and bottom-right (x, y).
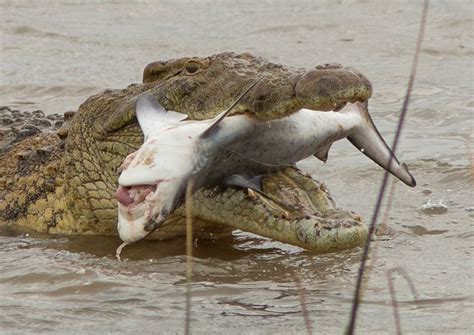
top-left (116, 184), bottom-right (160, 229)
top-left (116, 184), bottom-right (157, 209)
top-left (115, 185), bottom-right (157, 210)
top-left (116, 184), bottom-right (159, 243)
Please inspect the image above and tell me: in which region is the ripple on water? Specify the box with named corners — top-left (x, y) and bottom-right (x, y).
top-left (0, 0), bottom-right (473, 333)
top-left (9, 25), bottom-right (80, 42)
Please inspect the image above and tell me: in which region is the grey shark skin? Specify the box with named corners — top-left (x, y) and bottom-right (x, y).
top-left (116, 93), bottom-right (415, 243)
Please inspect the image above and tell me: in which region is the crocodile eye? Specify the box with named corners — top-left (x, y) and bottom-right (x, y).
top-left (185, 61), bottom-right (200, 75)
top-left (161, 209), bottom-right (169, 218)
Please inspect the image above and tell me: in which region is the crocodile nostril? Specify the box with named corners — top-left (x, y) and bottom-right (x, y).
top-left (116, 186), bottom-right (133, 206)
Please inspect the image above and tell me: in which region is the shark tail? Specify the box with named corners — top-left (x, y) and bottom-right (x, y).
top-left (347, 102), bottom-right (416, 187)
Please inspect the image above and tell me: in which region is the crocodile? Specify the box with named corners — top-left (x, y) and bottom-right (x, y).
top-left (0, 52), bottom-right (375, 252)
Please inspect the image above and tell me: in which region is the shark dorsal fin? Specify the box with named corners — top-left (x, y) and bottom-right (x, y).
top-left (200, 76), bottom-right (264, 139)
top-left (135, 93), bottom-right (188, 139)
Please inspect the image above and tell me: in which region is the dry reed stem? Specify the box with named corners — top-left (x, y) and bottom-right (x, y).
top-left (387, 267), bottom-right (420, 300)
top-left (292, 272), bottom-right (313, 335)
top-left (352, 179), bottom-right (400, 326)
top-left (185, 180), bottom-right (194, 335)
top-left (346, 1), bottom-right (429, 333)
top-left (381, 180), bottom-right (397, 229)
top-left (386, 266), bottom-right (421, 335)
top-left (359, 179), bottom-right (397, 302)
top-left (386, 270), bottom-right (402, 335)
top-left (360, 179), bottom-right (397, 291)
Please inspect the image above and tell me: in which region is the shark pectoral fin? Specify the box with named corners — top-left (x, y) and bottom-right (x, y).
top-left (314, 143), bottom-right (332, 162)
top-left (135, 93), bottom-right (188, 139)
top-left (347, 104), bottom-right (416, 187)
top-left (224, 173), bottom-right (264, 193)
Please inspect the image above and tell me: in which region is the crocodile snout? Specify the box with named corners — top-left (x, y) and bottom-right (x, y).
top-left (295, 65), bottom-right (372, 111)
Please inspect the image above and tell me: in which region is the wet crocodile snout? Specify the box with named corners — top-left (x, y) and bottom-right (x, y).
top-left (295, 66), bottom-right (372, 111)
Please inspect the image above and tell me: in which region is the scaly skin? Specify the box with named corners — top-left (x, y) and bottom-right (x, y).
top-left (0, 52), bottom-right (370, 252)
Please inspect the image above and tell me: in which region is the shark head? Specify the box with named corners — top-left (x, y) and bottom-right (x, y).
top-left (116, 79), bottom-right (263, 243)
top-left (115, 95), bottom-right (194, 243)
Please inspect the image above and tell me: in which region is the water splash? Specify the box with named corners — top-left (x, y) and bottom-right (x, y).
top-left (421, 199), bottom-right (448, 214)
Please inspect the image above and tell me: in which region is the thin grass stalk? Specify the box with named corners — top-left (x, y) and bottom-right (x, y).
top-left (346, 1), bottom-right (429, 333)
top-left (360, 179), bottom-right (397, 295)
top-left (387, 267), bottom-right (420, 300)
top-left (292, 272), bottom-right (313, 335)
top-left (386, 266), bottom-right (421, 335)
top-left (185, 180), bottom-right (194, 335)
top-left (359, 180), bottom-right (396, 302)
top-left (386, 271), bottom-right (402, 335)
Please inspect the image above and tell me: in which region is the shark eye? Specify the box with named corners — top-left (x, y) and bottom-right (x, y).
top-left (185, 61), bottom-right (200, 75)
top-left (161, 209), bottom-right (169, 218)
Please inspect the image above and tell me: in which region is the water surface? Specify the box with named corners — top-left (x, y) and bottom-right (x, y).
top-left (0, 1), bottom-right (473, 334)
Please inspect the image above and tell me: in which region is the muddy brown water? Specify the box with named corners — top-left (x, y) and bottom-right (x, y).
top-left (0, 1), bottom-right (473, 334)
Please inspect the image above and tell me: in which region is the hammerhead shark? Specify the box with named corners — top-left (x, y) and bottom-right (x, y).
top-left (115, 79), bottom-right (416, 243)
